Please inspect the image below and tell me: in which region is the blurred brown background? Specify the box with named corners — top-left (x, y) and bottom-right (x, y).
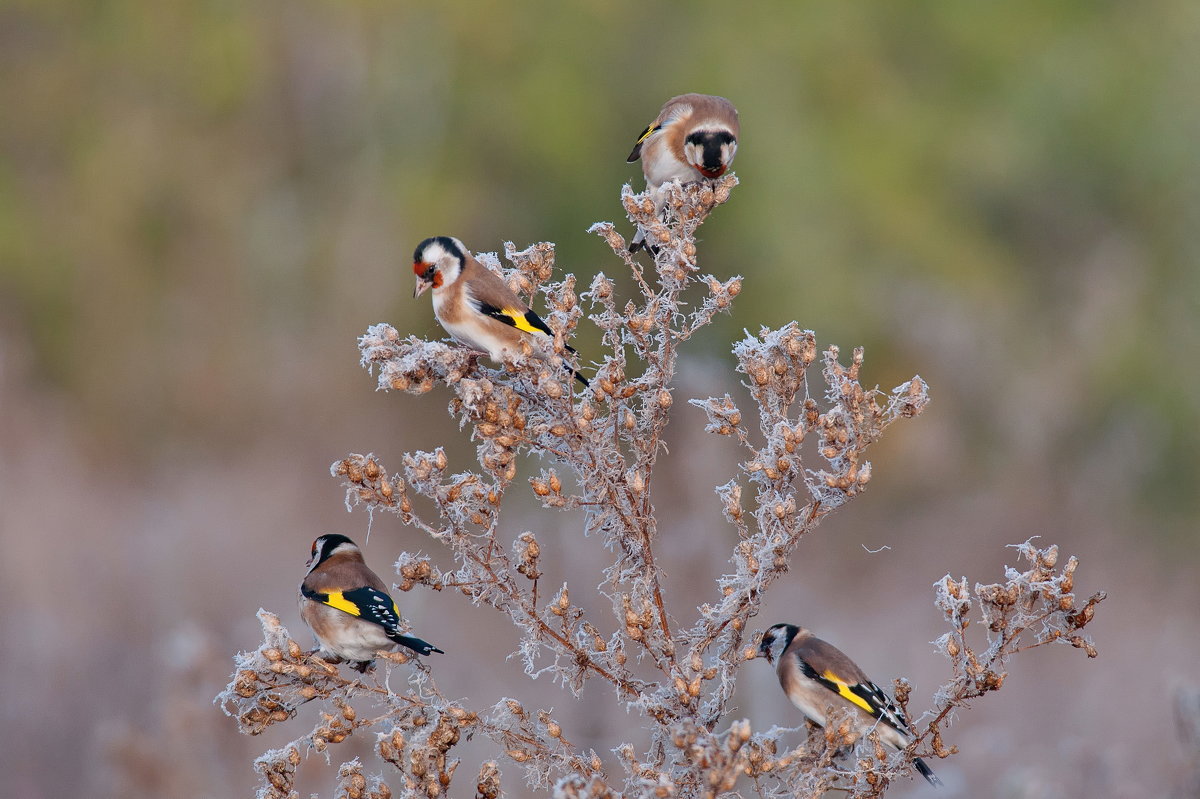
top-left (2, 3), bottom-right (1198, 797)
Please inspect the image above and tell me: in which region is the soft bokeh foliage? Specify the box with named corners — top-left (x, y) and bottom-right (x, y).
top-left (1, 2), bottom-right (1197, 797)
top-left (5, 2), bottom-right (1199, 512)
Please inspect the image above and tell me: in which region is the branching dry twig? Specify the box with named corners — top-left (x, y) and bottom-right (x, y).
top-left (217, 176), bottom-right (1104, 797)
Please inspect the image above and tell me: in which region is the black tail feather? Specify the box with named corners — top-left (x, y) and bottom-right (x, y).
top-left (914, 757), bottom-right (942, 787)
top-left (627, 229), bottom-right (660, 256)
top-left (561, 343), bottom-right (589, 388)
top-left (392, 634), bottom-right (444, 656)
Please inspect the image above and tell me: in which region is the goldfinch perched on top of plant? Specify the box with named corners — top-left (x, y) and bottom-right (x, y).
top-left (412, 235), bottom-right (587, 387)
top-left (758, 623), bottom-right (942, 786)
top-left (299, 534), bottom-right (443, 672)
top-left (626, 93), bottom-right (739, 252)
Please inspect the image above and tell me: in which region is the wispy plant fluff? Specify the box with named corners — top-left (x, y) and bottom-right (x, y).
top-left (218, 176), bottom-right (1104, 798)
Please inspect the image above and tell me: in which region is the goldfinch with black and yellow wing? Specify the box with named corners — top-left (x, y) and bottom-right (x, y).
top-left (626, 93), bottom-right (739, 252)
top-left (412, 235), bottom-right (587, 387)
top-left (759, 623), bottom-right (941, 786)
top-left (299, 534), bottom-right (443, 672)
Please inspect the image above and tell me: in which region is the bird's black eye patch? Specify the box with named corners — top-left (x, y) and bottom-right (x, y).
top-left (685, 129), bottom-right (736, 148)
top-left (684, 129), bottom-right (737, 175)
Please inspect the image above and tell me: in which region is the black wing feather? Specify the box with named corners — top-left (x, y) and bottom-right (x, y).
top-left (338, 586), bottom-right (403, 632)
top-left (798, 658), bottom-right (906, 730)
top-left (476, 299), bottom-right (554, 337)
top-left (473, 298), bottom-right (586, 385)
top-left (338, 587), bottom-right (445, 656)
top-left (628, 123), bottom-right (656, 162)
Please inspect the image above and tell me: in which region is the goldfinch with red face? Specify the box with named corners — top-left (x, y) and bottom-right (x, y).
top-left (759, 623), bottom-right (941, 786)
top-left (626, 93), bottom-right (740, 252)
top-left (412, 235), bottom-right (587, 387)
top-left (299, 534), bottom-right (443, 672)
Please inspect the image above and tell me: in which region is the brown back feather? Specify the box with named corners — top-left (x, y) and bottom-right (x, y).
top-left (302, 550), bottom-right (389, 595)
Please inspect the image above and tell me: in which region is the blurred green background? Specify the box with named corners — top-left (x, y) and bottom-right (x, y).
top-left (2, 2), bottom-right (1198, 797)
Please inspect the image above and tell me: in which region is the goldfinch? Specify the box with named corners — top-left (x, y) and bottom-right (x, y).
top-left (758, 623), bottom-right (941, 786)
top-left (412, 233), bottom-right (590, 386)
top-left (299, 534), bottom-right (443, 672)
top-left (412, 236), bottom-right (587, 387)
top-left (626, 93), bottom-right (740, 252)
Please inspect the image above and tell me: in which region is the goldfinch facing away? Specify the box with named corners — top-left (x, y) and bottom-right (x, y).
top-left (412, 236), bottom-right (587, 387)
top-left (300, 534), bottom-right (443, 672)
top-left (759, 623), bottom-right (941, 786)
top-left (626, 93), bottom-right (739, 252)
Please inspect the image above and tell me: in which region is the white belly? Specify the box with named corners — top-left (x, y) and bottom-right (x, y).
top-left (439, 317), bottom-right (512, 360)
top-left (644, 152), bottom-right (701, 194)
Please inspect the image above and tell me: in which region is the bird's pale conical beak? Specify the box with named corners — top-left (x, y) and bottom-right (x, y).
top-left (413, 261), bottom-right (434, 297)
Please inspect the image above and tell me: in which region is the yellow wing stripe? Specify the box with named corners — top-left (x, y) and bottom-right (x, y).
top-left (636, 124), bottom-right (658, 144)
top-left (323, 590), bottom-right (361, 616)
top-left (822, 670), bottom-right (875, 715)
top-left (505, 308), bottom-right (544, 336)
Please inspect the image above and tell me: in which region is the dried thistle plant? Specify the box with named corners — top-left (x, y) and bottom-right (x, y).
top-left (218, 176), bottom-right (1104, 797)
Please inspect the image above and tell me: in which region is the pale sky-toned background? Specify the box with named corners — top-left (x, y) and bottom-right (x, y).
top-left (2, 3), bottom-right (1198, 797)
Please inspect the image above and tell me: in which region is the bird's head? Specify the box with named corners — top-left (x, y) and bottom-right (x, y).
top-left (413, 236), bottom-right (467, 298)
top-left (758, 623), bottom-right (799, 665)
top-left (684, 128), bottom-right (738, 179)
top-left (306, 533), bottom-right (360, 573)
